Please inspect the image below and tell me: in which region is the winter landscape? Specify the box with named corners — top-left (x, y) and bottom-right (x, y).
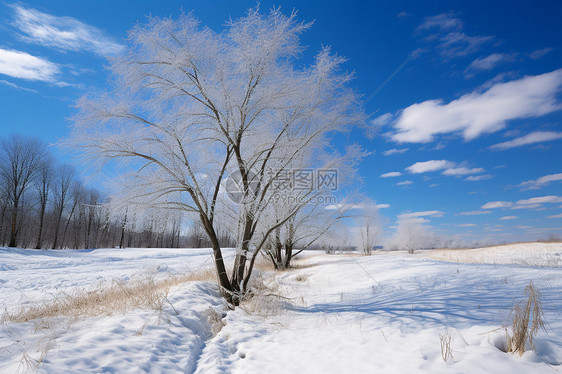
top-left (1, 1), bottom-right (561, 373)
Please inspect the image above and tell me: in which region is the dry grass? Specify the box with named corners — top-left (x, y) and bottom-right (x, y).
top-left (1, 266), bottom-right (218, 324)
top-left (439, 330), bottom-right (454, 362)
top-left (252, 255), bottom-right (276, 272)
top-left (238, 270), bottom-right (293, 317)
top-left (505, 281), bottom-right (546, 356)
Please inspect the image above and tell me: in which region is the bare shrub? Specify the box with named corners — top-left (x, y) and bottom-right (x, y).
top-left (238, 272), bottom-right (291, 317)
top-left (439, 330), bottom-right (454, 362)
top-left (505, 281), bottom-right (545, 356)
top-left (16, 351), bottom-right (40, 374)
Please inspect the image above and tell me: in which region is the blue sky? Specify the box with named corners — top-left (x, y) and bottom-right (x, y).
top-left (0, 0), bottom-right (561, 244)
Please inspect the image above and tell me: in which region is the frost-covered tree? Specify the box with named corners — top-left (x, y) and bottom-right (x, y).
top-left (65, 8), bottom-right (364, 304)
top-left (261, 199), bottom-right (347, 269)
top-left (388, 217), bottom-right (438, 254)
top-left (354, 202), bottom-right (383, 255)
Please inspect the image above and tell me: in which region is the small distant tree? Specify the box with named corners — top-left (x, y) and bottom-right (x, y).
top-left (258, 151), bottom-right (363, 269)
top-left (390, 217), bottom-right (439, 254)
top-left (355, 203), bottom-right (382, 255)
top-left (262, 201), bottom-right (349, 269)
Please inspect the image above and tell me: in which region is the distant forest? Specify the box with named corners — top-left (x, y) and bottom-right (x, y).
top-left (0, 135), bottom-right (234, 249)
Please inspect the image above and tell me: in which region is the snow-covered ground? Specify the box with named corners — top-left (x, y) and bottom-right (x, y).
top-left (423, 242), bottom-right (562, 267)
top-left (1, 245), bottom-right (561, 373)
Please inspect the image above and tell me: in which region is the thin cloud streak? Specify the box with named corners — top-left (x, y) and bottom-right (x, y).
top-left (10, 4), bottom-right (124, 56)
top-left (490, 131), bottom-right (562, 150)
top-left (517, 173), bottom-right (562, 190)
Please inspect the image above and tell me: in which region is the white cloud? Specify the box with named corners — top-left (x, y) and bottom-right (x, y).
top-left (466, 53), bottom-right (511, 73)
top-left (459, 210), bottom-right (492, 216)
top-left (416, 13), bottom-right (463, 32)
top-left (482, 195), bottom-right (562, 211)
top-left (442, 167), bottom-right (484, 176)
top-left (406, 160), bottom-right (455, 174)
top-left (0, 79), bottom-right (39, 93)
top-left (455, 223), bottom-right (477, 227)
top-left (396, 180), bottom-right (413, 186)
top-left (390, 69), bottom-right (562, 143)
top-left (401, 217), bottom-right (430, 224)
top-left (371, 113), bottom-right (394, 127)
top-left (466, 174), bottom-right (493, 181)
top-left (438, 32), bottom-right (492, 58)
top-left (0, 48), bottom-right (59, 82)
top-left (405, 160), bottom-right (486, 178)
top-left (415, 13), bottom-right (492, 59)
top-left (516, 195), bottom-right (562, 205)
top-left (380, 172), bottom-right (402, 178)
top-left (325, 202), bottom-right (389, 211)
top-left (481, 201), bottom-right (513, 209)
top-left (490, 131), bottom-right (562, 150)
top-left (11, 4), bottom-right (124, 56)
top-left (325, 203), bottom-right (363, 211)
top-left (547, 214), bottom-right (562, 219)
top-left (510, 204), bottom-right (542, 210)
top-left (517, 173), bottom-right (562, 190)
top-left (399, 210), bottom-right (444, 219)
top-left (500, 216), bottom-right (518, 220)
top-left (383, 148), bottom-right (409, 156)
top-left (530, 48), bottom-right (553, 60)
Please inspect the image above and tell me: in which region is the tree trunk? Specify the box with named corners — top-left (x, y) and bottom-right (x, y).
top-left (200, 214), bottom-right (235, 304)
top-left (231, 248), bottom-right (247, 296)
top-left (274, 226), bottom-right (283, 269)
top-left (35, 202), bottom-right (46, 249)
top-left (284, 241), bottom-right (293, 268)
top-left (52, 211), bottom-right (63, 249)
top-left (0, 203), bottom-right (6, 246)
top-left (231, 214), bottom-right (253, 298)
top-left (61, 202), bottom-right (78, 249)
top-left (8, 207), bottom-right (18, 247)
top-left (119, 219), bottom-right (126, 248)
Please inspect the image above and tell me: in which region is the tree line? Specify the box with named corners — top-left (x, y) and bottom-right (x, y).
top-left (0, 135), bottom-right (228, 249)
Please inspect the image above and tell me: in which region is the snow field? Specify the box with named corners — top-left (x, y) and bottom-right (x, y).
top-left (1, 245), bottom-right (561, 373)
top-left (423, 242), bottom-right (562, 267)
top-left (207, 252), bottom-right (562, 373)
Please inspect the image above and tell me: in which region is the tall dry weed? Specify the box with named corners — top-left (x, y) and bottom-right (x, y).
top-left (505, 281), bottom-right (545, 356)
